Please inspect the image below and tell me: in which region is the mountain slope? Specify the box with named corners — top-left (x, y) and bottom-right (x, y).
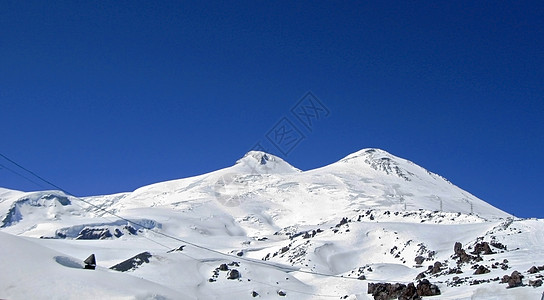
top-left (0, 148), bottom-right (541, 300)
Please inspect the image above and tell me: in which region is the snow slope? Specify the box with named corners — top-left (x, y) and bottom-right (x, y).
top-left (0, 148), bottom-right (542, 299)
top-left (0, 231), bottom-right (192, 299)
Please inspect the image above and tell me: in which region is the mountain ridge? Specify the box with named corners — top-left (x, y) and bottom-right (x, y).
top-left (2, 148), bottom-right (540, 300)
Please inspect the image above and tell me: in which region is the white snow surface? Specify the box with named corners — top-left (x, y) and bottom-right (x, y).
top-left (1, 148), bottom-right (542, 300)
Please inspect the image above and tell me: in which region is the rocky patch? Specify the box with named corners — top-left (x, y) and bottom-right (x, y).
top-left (110, 252), bottom-right (152, 272)
top-left (209, 262), bottom-right (241, 282)
top-left (529, 279), bottom-right (543, 287)
top-left (368, 279), bottom-right (440, 300)
top-left (501, 271), bottom-right (524, 288)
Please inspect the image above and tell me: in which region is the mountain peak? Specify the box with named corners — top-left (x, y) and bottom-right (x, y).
top-left (336, 148), bottom-right (431, 182)
top-left (234, 151), bottom-right (300, 174)
top-left (341, 148), bottom-right (394, 161)
top-left (242, 151), bottom-right (275, 165)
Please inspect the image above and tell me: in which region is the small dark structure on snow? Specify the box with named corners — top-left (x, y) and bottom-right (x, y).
top-left (84, 254), bottom-right (96, 270)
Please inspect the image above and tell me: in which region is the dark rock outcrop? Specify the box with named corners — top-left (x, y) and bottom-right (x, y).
top-left (368, 282), bottom-right (409, 300)
top-left (110, 252), bottom-right (152, 272)
top-left (501, 271), bottom-right (523, 288)
top-left (416, 279), bottom-right (441, 297)
top-left (399, 283), bottom-right (418, 300)
top-left (454, 242), bottom-right (463, 255)
top-left (529, 279), bottom-right (543, 287)
top-left (474, 265), bottom-right (490, 275)
top-left (227, 269), bottom-right (240, 279)
top-left (472, 242), bottom-right (494, 255)
top-left (76, 228), bottom-right (113, 240)
top-left (431, 261), bottom-right (443, 274)
top-left (452, 242), bottom-right (477, 264)
top-left (368, 280), bottom-right (440, 300)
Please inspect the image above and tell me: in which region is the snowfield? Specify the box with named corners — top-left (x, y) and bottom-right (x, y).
top-left (1, 149), bottom-right (543, 299)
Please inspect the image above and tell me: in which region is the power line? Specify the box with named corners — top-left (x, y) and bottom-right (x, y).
top-left (0, 161), bottom-right (48, 189)
top-left (0, 153), bottom-right (62, 191)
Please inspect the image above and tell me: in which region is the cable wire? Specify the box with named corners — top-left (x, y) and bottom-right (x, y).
top-left (0, 161), bottom-right (48, 189)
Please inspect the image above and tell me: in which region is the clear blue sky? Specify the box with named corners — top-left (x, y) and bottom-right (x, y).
top-left (1, 1), bottom-right (542, 218)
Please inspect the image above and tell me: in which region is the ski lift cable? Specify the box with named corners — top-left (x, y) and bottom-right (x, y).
top-left (0, 161), bottom-right (49, 190)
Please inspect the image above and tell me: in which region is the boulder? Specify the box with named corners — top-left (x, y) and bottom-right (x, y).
top-left (399, 283), bottom-right (418, 300)
top-left (227, 269), bottom-right (240, 280)
top-left (368, 280), bottom-right (440, 300)
top-left (472, 242), bottom-right (494, 255)
top-left (529, 279), bottom-right (542, 287)
top-left (502, 271), bottom-right (523, 288)
top-left (474, 265), bottom-right (490, 275)
top-left (454, 242), bottom-right (463, 255)
top-left (431, 261), bottom-right (442, 274)
top-left (416, 279), bottom-right (441, 297)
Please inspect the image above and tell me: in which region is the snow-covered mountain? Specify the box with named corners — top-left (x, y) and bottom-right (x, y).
top-left (1, 148), bottom-right (542, 299)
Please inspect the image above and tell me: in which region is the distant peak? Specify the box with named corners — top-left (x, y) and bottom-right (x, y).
top-left (337, 148), bottom-right (417, 181)
top-left (235, 151), bottom-right (300, 174)
top-left (341, 148), bottom-right (393, 161)
top-left (243, 151), bottom-right (273, 165)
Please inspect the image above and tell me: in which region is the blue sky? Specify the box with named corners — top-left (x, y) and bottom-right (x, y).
top-left (1, 1), bottom-right (542, 218)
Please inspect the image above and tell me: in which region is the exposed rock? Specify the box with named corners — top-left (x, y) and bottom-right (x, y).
top-left (302, 230), bottom-right (317, 239)
top-left (454, 242), bottom-right (463, 255)
top-left (502, 271), bottom-right (523, 288)
top-left (448, 276), bottom-right (465, 287)
top-left (472, 242), bottom-right (495, 255)
top-left (336, 217), bottom-right (349, 227)
top-left (474, 265), bottom-right (490, 275)
top-left (368, 282), bottom-right (410, 300)
top-left (110, 252), bottom-right (152, 272)
top-left (529, 279), bottom-right (543, 287)
top-left (431, 261), bottom-right (443, 274)
top-left (414, 256), bottom-right (425, 265)
top-left (76, 228), bottom-right (113, 240)
top-left (251, 291), bottom-right (259, 297)
top-left (166, 245), bottom-right (185, 253)
top-left (490, 241), bottom-right (507, 251)
top-left (399, 283), bottom-right (418, 300)
top-left (448, 267), bottom-right (463, 274)
top-left (452, 242), bottom-right (477, 264)
top-left (368, 280), bottom-right (440, 300)
top-left (278, 290), bottom-right (287, 296)
top-left (416, 279), bottom-right (441, 297)
top-left (84, 254), bottom-right (96, 270)
top-left (227, 269), bottom-right (240, 280)
top-left (218, 263), bottom-right (229, 271)
top-left (528, 266), bottom-right (540, 274)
